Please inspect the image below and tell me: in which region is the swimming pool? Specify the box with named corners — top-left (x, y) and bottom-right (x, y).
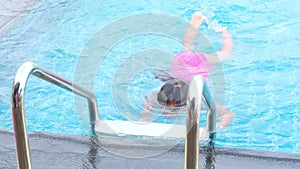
top-left (1, 0), bottom-right (300, 155)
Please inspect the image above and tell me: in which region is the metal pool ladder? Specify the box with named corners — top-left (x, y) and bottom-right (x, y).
top-left (11, 62), bottom-right (98, 169)
top-left (10, 62), bottom-right (216, 169)
top-left (185, 75), bottom-right (216, 169)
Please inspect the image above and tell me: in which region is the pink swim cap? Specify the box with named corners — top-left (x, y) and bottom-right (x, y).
top-left (171, 51), bottom-right (212, 81)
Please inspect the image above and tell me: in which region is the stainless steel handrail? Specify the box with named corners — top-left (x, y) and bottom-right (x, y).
top-left (185, 75), bottom-right (216, 169)
top-left (10, 62), bottom-right (99, 169)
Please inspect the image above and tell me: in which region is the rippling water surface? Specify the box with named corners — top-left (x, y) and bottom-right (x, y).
top-left (0, 0), bottom-right (300, 153)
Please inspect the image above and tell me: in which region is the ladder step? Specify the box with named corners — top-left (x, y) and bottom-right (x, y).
top-left (95, 120), bottom-right (209, 141)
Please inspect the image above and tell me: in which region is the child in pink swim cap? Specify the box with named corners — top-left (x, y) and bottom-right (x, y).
top-left (171, 51), bottom-right (212, 82)
top-left (171, 12), bottom-right (233, 82)
top-left (141, 12), bottom-right (235, 128)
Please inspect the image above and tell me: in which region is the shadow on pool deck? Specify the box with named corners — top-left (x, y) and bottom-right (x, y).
top-left (1, 130), bottom-right (300, 169)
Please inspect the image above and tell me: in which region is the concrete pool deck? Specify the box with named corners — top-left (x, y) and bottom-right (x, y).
top-left (1, 129), bottom-right (300, 169)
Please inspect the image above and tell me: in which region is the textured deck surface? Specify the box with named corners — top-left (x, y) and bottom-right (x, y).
top-left (1, 130), bottom-right (300, 169)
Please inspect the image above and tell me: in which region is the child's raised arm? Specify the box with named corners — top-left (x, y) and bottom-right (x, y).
top-left (205, 28), bottom-right (233, 64)
top-left (182, 12), bottom-right (206, 51)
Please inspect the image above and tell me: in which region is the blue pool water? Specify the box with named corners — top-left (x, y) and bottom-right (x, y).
top-left (1, 0), bottom-right (300, 154)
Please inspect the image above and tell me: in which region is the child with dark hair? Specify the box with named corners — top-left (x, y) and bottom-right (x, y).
top-left (157, 79), bottom-right (188, 108)
top-left (140, 79), bottom-right (188, 120)
top-left (140, 12), bottom-right (235, 128)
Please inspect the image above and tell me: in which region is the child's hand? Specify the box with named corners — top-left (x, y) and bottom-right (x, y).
top-left (216, 122), bottom-right (225, 129)
top-left (222, 27), bottom-right (232, 39)
top-left (140, 110), bottom-right (152, 121)
top-left (190, 12), bottom-right (207, 28)
top-left (143, 102), bottom-right (153, 110)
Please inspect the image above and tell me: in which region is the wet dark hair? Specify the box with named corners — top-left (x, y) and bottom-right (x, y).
top-left (157, 79), bottom-right (188, 107)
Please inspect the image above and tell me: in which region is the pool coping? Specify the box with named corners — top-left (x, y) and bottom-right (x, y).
top-left (1, 129), bottom-right (300, 169)
top-left (1, 129), bottom-right (300, 161)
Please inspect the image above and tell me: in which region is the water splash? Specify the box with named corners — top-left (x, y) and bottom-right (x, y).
top-left (205, 18), bottom-right (224, 33)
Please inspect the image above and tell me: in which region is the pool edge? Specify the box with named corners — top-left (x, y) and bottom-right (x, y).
top-left (1, 129), bottom-right (300, 161)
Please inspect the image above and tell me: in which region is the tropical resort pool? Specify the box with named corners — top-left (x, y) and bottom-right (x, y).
top-left (1, 0), bottom-right (300, 168)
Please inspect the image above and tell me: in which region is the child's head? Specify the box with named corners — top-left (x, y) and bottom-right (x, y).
top-left (157, 79), bottom-right (188, 108)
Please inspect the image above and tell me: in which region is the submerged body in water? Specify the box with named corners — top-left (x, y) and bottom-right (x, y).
top-left (140, 12), bottom-right (235, 129)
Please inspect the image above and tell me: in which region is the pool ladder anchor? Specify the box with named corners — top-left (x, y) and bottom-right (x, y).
top-left (10, 62), bottom-right (216, 169)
